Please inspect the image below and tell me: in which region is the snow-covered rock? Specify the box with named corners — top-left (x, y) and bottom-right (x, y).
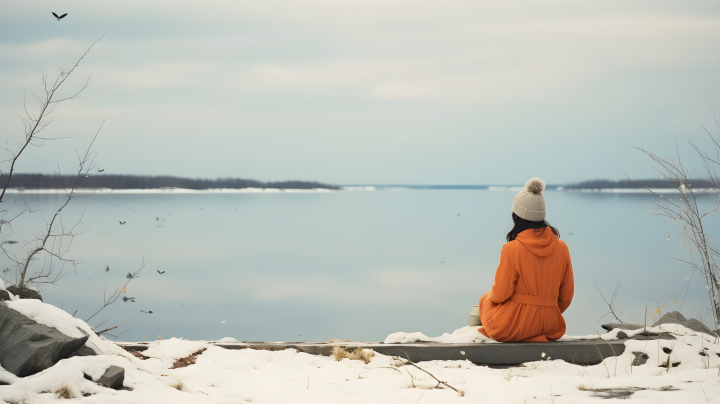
top-left (0, 301), bottom-right (90, 377)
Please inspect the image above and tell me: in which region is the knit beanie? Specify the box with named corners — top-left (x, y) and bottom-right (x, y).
top-left (511, 177), bottom-right (546, 222)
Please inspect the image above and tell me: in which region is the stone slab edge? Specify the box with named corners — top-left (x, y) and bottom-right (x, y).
top-left (119, 340), bottom-right (627, 366)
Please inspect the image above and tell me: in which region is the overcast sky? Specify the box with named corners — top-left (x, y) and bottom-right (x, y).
top-left (1, 0), bottom-right (719, 185)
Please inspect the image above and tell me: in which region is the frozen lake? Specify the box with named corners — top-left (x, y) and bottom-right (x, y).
top-left (1, 187), bottom-right (716, 342)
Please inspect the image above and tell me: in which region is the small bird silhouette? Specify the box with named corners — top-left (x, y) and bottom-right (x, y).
top-left (126, 272), bottom-right (140, 279)
top-left (140, 310), bottom-right (153, 314)
top-left (52, 12), bottom-right (67, 21)
top-left (98, 168), bottom-right (105, 172)
top-left (119, 221), bottom-right (126, 225)
top-left (105, 265), bottom-right (109, 272)
top-left (122, 296), bottom-right (135, 303)
top-left (157, 270), bottom-right (165, 275)
top-left (2, 240), bottom-right (18, 245)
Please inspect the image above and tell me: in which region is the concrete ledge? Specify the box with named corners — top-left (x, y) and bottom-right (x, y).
top-left (119, 340), bottom-right (627, 366)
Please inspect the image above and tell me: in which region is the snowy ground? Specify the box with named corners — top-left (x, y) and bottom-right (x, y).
top-left (1, 299), bottom-right (720, 403)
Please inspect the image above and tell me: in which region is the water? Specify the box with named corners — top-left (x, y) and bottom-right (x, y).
top-left (1, 188), bottom-right (717, 342)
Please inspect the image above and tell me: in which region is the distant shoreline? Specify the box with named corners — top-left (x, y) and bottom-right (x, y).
top-left (0, 173), bottom-right (340, 191)
top-left (3, 174), bottom-right (715, 194)
top-left (3, 187), bottom-right (340, 194)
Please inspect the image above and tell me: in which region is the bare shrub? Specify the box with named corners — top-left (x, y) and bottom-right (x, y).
top-left (170, 380), bottom-right (184, 391)
top-left (331, 346), bottom-right (375, 364)
top-left (631, 116), bottom-right (720, 329)
top-left (0, 35), bottom-right (106, 294)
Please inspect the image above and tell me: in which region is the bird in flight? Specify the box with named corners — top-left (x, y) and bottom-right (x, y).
top-left (105, 265), bottom-right (109, 272)
top-left (140, 310), bottom-right (154, 314)
top-left (52, 12), bottom-right (67, 21)
top-left (98, 168), bottom-right (105, 172)
top-left (122, 296), bottom-right (135, 303)
top-left (157, 270), bottom-right (166, 275)
top-left (119, 221), bottom-right (126, 225)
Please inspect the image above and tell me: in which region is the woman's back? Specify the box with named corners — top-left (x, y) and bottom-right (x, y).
top-left (477, 177), bottom-right (574, 343)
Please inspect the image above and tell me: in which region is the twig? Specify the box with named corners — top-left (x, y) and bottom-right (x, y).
top-left (85, 258), bottom-right (147, 322)
top-left (394, 355), bottom-right (461, 394)
top-left (595, 281), bottom-right (623, 322)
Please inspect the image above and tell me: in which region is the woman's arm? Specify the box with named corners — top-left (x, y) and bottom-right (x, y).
top-left (557, 246), bottom-right (574, 313)
top-left (487, 244), bottom-right (518, 304)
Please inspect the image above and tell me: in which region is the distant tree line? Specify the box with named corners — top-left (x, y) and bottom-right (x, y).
top-left (563, 178), bottom-right (714, 190)
top-left (1, 174), bottom-right (340, 190)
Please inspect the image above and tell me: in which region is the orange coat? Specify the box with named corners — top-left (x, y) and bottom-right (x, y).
top-left (478, 227), bottom-right (574, 342)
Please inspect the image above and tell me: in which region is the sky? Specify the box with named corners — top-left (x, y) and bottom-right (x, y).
top-left (1, 0), bottom-right (719, 185)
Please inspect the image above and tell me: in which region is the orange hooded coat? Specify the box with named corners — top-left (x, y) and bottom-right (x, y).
top-left (478, 227), bottom-right (574, 342)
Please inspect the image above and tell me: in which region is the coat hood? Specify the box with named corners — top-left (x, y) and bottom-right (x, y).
top-left (515, 227), bottom-right (558, 256)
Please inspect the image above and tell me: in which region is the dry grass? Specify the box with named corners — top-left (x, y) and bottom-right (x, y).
top-left (577, 384), bottom-right (593, 391)
top-left (56, 385), bottom-right (74, 399)
top-left (331, 346), bottom-right (375, 364)
top-left (170, 380), bottom-right (184, 391)
top-left (128, 350), bottom-right (150, 360)
top-left (390, 358), bottom-right (406, 368)
top-left (171, 348), bottom-right (207, 369)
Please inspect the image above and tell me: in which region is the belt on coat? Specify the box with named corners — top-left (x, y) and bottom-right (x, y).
top-left (509, 292), bottom-right (557, 307)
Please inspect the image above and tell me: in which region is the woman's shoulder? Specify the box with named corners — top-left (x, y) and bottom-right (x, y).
top-left (501, 239), bottom-right (524, 251)
top-left (557, 239), bottom-right (571, 253)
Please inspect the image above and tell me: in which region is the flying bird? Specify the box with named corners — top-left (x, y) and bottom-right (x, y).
top-left (140, 310), bottom-right (153, 314)
top-left (157, 270), bottom-right (166, 275)
top-left (122, 296), bottom-right (135, 303)
top-left (126, 272), bottom-right (140, 279)
top-left (105, 265), bottom-right (109, 272)
top-left (119, 221), bottom-right (126, 225)
top-left (98, 168), bottom-right (105, 172)
top-left (52, 12), bottom-right (67, 21)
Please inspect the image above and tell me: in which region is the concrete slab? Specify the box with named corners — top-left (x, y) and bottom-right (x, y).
top-left (119, 340), bottom-right (628, 366)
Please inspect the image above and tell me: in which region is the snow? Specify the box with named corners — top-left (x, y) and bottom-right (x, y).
top-left (0, 278), bottom-right (5, 291)
top-left (5, 299), bottom-right (138, 359)
top-left (214, 337), bottom-right (240, 343)
top-left (384, 326), bottom-right (496, 344)
top-left (2, 299), bottom-right (720, 403)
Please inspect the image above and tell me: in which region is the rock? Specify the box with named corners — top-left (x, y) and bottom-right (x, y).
top-left (0, 290), bottom-right (10, 302)
top-left (0, 302), bottom-right (88, 377)
top-left (631, 352), bottom-right (649, 366)
top-left (616, 331), bottom-right (628, 339)
top-left (68, 345), bottom-right (97, 358)
top-left (601, 323), bottom-right (644, 332)
top-left (96, 366), bottom-right (125, 389)
top-left (6, 286), bottom-right (42, 301)
top-left (651, 311), bottom-right (717, 337)
top-left (678, 318), bottom-right (718, 337)
top-left (652, 311), bottom-right (687, 327)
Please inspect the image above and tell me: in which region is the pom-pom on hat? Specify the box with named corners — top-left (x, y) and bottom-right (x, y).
top-left (511, 177), bottom-right (546, 222)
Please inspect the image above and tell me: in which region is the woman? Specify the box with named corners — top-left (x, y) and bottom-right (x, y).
top-left (478, 177), bottom-right (574, 342)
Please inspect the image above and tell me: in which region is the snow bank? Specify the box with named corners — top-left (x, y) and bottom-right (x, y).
top-left (0, 277), bottom-right (5, 291)
top-left (384, 326), bottom-right (497, 344)
top-left (214, 337), bottom-right (240, 343)
top-left (2, 299), bottom-right (720, 404)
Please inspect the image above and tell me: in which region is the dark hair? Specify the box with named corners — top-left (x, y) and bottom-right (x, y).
top-left (506, 212), bottom-right (560, 242)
